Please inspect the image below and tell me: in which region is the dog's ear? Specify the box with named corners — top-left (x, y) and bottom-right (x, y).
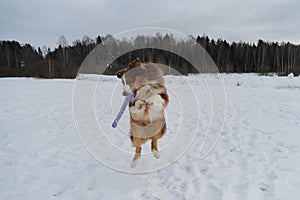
top-left (128, 58), bottom-right (141, 69)
top-left (116, 68), bottom-right (127, 79)
top-left (116, 58), bottom-right (141, 78)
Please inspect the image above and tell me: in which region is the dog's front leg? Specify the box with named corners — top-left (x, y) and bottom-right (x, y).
top-left (129, 100), bottom-right (146, 121)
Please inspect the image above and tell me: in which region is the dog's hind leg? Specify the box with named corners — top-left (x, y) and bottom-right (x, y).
top-left (151, 123), bottom-right (166, 159)
top-left (131, 146), bottom-right (141, 168)
top-left (151, 138), bottom-right (160, 159)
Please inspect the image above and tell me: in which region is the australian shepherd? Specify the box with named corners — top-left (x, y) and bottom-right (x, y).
top-left (116, 58), bottom-right (169, 168)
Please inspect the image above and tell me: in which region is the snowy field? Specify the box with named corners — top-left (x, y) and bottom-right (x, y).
top-left (1, 74), bottom-right (300, 200)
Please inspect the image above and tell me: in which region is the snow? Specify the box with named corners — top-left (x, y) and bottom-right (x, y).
top-left (1, 74), bottom-right (300, 199)
top-left (287, 72), bottom-right (294, 79)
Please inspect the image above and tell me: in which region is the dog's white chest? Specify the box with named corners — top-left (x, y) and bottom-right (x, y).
top-left (129, 85), bottom-right (165, 122)
top-left (146, 94), bottom-right (164, 120)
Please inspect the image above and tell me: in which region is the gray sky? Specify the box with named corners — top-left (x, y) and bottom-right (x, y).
top-left (1, 0), bottom-right (299, 49)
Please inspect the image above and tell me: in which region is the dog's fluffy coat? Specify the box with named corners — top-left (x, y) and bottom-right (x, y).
top-left (117, 58), bottom-right (169, 167)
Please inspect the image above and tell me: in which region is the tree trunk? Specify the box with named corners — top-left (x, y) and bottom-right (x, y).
top-left (48, 58), bottom-right (52, 78)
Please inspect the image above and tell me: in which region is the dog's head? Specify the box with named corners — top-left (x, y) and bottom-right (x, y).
top-left (117, 58), bottom-right (150, 96)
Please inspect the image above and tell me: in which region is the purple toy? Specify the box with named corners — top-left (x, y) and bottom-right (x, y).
top-left (112, 91), bottom-right (135, 128)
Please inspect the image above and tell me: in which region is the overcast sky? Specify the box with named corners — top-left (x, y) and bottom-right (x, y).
top-left (1, 0), bottom-right (299, 49)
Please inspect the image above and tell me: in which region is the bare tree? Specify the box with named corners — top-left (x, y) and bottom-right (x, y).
top-left (45, 47), bottom-right (52, 78)
top-left (58, 35), bottom-right (68, 68)
top-left (4, 42), bottom-right (11, 68)
top-left (82, 35), bottom-right (93, 46)
top-left (41, 45), bottom-right (49, 57)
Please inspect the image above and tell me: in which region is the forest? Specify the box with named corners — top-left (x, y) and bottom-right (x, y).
top-left (0, 34), bottom-right (299, 78)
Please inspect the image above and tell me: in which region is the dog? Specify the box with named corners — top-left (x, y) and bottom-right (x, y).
top-left (117, 58), bottom-right (169, 168)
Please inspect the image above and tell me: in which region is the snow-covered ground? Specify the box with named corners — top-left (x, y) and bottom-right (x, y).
top-left (1, 74), bottom-right (300, 199)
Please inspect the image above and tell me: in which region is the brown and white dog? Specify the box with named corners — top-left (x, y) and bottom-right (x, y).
top-left (117, 58), bottom-right (169, 168)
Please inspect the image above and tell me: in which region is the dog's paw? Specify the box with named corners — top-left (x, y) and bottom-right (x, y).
top-left (136, 100), bottom-right (146, 110)
top-left (152, 150), bottom-right (160, 159)
top-left (146, 101), bottom-right (154, 107)
top-left (131, 158), bottom-right (140, 168)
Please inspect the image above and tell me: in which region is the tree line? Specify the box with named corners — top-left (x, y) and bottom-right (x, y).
top-left (0, 34), bottom-right (299, 78)
top-left (195, 36), bottom-right (300, 75)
